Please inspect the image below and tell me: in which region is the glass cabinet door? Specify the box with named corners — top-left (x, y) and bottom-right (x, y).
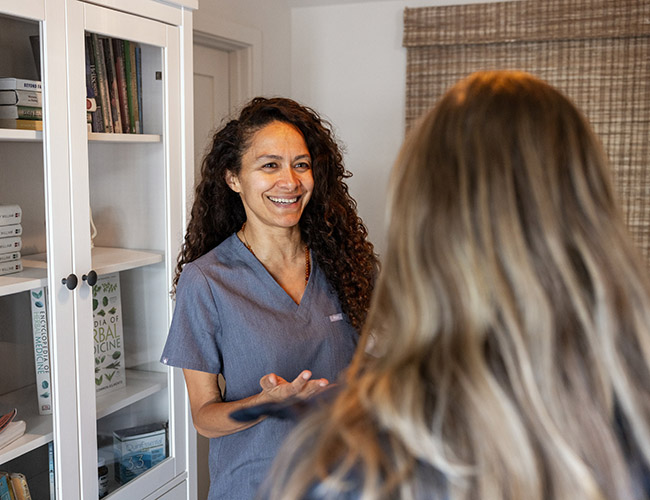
top-left (0, 1), bottom-right (77, 499)
top-left (66, 2), bottom-right (184, 499)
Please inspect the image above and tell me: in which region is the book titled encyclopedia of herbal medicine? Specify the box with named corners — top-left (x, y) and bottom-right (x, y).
top-left (93, 273), bottom-right (125, 395)
top-left (31, 287), bottom-right (52, 415)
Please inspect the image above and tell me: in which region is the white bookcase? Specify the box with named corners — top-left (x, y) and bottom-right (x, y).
top-left (0, 0), bottom-right (196, 499)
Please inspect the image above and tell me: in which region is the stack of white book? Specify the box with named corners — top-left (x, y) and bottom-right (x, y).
top-left (0, 205), bottom-right (23, 276)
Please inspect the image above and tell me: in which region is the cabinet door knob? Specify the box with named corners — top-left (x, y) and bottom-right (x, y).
top-left (83, 270), bottom-right (98, 286)
top-left (62, 274), bottom-right (78, 290)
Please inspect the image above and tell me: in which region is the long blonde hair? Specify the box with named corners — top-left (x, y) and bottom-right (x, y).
top-left (267, 71), bottom-right (650, 499)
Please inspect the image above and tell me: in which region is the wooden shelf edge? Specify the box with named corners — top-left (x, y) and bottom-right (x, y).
top-left (88, 132), bottom-right (161, 143)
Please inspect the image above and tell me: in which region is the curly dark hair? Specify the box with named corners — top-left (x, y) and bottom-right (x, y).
top-left (173, 97), bottom-right (378, 330)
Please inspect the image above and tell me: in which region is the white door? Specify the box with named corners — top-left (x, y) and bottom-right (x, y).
top-left (193, 43), bottom-right (230, 186)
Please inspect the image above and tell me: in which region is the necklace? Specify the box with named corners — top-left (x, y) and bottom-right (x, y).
top-left (240, 222), bottom-right (310, 284)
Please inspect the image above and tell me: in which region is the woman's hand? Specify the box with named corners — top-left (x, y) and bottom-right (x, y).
top-left (183, 368), bottom-right (329, 438)
top-left (258, 370), bottom-right (329, 404)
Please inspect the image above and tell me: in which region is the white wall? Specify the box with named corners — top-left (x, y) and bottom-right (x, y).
top-left (291, 0), bottom-right (501, 255)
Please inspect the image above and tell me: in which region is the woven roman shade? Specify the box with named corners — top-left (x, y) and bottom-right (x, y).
top-left (403, 0), bottom-right (650, 261)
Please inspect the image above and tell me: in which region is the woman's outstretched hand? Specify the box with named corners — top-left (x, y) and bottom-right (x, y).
top-left (258, 370), bottom-right (329, 403)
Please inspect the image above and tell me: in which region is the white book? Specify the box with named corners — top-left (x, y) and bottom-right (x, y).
top-left (0, 259), bottom-right (22, 276)
top-left (0, 224), bottom-right (22, 238)
top-left (93, 273), bottom-right (126, 395)
top-left (0, 204), bottom-right (21, 226)
top-left (0, 420), bottom-right (26, 449)
top-left (0, 105), bottom-right (42, 120)
top-left (0, 251), bottom-right (20, 263)
top-left (0, 236), bottom-right (22, 254)
top-left (0, 89), bottom-right (42, 107)
top-left (0, 78), bottom-right (42, 91)
top-left (31, 287), bottom-right (52, 415)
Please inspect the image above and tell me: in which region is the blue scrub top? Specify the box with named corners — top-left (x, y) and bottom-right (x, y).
top-left (161, 233), bottom-right (358, 499)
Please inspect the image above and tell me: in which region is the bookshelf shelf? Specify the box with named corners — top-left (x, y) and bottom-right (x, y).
top-left (96, 370), bottom-right (167, 420)
top-left (0, 265), bottom-right (47, 297)
top-left (88, 132), bottom-right (161, 143)
top-left (0, 384), bottom-right (52, 465)
top-left (0, 129), bottom-right (43, 142)
top-left (0, 370), bottom-right (168, 466)
top-left (0, 247), bottom-right (162, 297)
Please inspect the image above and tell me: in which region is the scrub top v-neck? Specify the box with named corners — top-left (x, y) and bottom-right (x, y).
top-left (161, 233), bottom-right (358, 499)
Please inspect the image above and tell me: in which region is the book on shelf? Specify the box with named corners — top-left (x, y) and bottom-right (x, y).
top-left (0, 260), bottom-right (22, 276)
top-left (124, 40), bottom-right (141, 134)
top-left (9, 473), bottom-right (32, 500)
top-left (0, 237), bottom-right (22, 254)
top-left (0, 236), bottom-right (21, 252)
top-left (0, 205), bottom-right (21, 226)
top-left (0, 107), bottom-right (41, 120)
top-left (102, 36), bottom-right (123, 133)
top-left (0, 419), bottom-right (26, 450)
top-left (0, 471), bottom-right (14, 500)
top-left (47, 442), bottom-right (54, 500)
top-left (113, 39), bottom-right (132, 134)
top-left (93, 273), bottom-right (126, 395)
top-left (0, 78), bottom-right (41, 92)
top-left (86, 97), bottom-right (97, 112)
top-left (31, 287), bottom-right (52, 415)
top-left (85, 33), bottom-right (105, 133)
top-left (0, 252), bottom-right (20, 264)
top-left (0, 409), bottom-right (16, 434)
top-left (0, 224), bottom-right (21, 238)
top-left (0, 119), bottom-right (42, 131)
top-left (0, 90), bottom-right (41, 107)
top-left (90, 34), bottom-right (113, 133)
top-left (135, 45), bottom-right (143, 133)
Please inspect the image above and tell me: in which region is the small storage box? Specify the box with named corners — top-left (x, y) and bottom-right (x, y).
top-left (113, 422), bottom-right (167, 484)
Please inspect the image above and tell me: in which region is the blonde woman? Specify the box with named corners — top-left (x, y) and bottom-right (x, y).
top-left (263, 71), bottom-right (650, 499)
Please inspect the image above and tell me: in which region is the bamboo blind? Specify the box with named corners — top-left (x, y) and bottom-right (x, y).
top-left (403, 0), bottom-right (650, 261)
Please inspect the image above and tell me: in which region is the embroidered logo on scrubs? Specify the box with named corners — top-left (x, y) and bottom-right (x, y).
top-left (162, 357), bottom-right (169, 364)
top-left (329, 313), bottom-right (343, 322)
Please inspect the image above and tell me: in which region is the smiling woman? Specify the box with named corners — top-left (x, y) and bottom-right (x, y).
top-left (160, 97), bottom-right (378, 500)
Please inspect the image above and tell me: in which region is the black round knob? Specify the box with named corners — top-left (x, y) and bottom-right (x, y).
top-left (83, 270), bottom-right (98, 286)
top-left (62, 273), bottom-right (78, 290)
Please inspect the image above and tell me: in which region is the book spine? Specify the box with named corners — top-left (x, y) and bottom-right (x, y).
top-left (0, 224), bottom-right (22, 238)
top-left (85, 34), bottom-right (104, 132)
top-left (9, 473), bottom-right (32, 500)
top-left (0, 107), bottom-right (42, 120)
top-left (0, 119), bottom-right (43, 131)
top-left (102, 36), bottom-right (122, 133)
top-left (0, 237), bottom-right (22, 254)
top-left (0, 78), bottom-right (42, 91)
top-left (0, 251), bottom-right (20, 263)
top-left (113, 39), bottom-right (131, 134)
top-left (129, 42), bottom-right (140, 134)
top-left (48, 442), bottom-right (55, 500)
top-left (0, 260), bottom-right (22, 276)
top-left (31, 287), bottom-right (52, 415)
top-left (0, 205), bottom-right (21, 225)
top-left (92, 34), bottom-right (113, 133)
top-left (135, 45), bottom-right (143, 133)
top-left (0, 472), bottom-right (16, 500)
top-left (0, 90), bottom-right (42, 107)
top-left (123, 41), bottom-right (137, 135)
